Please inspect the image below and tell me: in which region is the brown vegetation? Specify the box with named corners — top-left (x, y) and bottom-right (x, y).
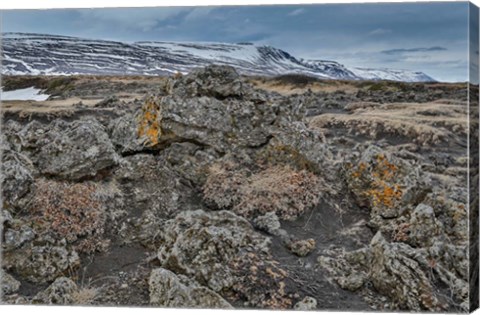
top-left (30, 179), bottom-right (110, 254)
top-left (203, 163), bottom-right (320, 220)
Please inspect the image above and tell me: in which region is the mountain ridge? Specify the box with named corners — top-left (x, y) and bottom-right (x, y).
top-left (1, 32), bottom-right (435, 82)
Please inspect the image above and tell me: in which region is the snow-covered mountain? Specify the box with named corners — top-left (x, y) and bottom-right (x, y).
top-left (1, 33), bottom-right (435, 82)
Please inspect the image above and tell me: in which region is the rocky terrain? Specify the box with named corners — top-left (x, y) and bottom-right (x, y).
top-left (0, 66), bottom-right (475, 312)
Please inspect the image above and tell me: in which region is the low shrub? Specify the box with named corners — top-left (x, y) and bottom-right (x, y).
top-left (203, 164), bottom-right (320, 220)
top-left (30, 179), bottom-right (111, 253)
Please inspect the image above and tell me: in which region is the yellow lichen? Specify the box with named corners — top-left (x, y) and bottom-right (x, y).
top-left (349, 153), bottom-right (403, 208)
top-left (138, 98), bottom-right (161, 146)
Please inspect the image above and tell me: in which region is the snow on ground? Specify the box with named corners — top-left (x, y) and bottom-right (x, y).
top-left (0, 87), bottom-right (50, 101)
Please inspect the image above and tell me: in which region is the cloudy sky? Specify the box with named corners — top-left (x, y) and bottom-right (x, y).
top-left (1, 2), bottom-right (477, 82)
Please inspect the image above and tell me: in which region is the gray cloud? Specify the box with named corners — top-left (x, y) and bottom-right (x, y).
top-left (368, 28), bottom-right (392, 36)
top-left (287, 8), bottom-right (305, 16)
top-left (381, 47), bottom-right (448, 55)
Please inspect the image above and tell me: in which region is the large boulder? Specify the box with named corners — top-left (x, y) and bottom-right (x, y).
top-left (318, 232), bottom-right (468, 311)
top-left (32, 277), bottom-right (78, 305)
top-left (36, 119), bottom-right (119, 179)
top-left (164, 65), bottom-right (269, 101)
top-left (156, 209), bottom-right (293, 308)
top-left (148, 268), bottom-right (232, 308)
top-left (157, 209), bottom-right (270, 292)
top-left (111, 66), bottom-right (308, 154)
top-left (344, 145), bottom-right (430, 230)
top-left (2, 245), bottom-right (80, 283)
top-left (6, 119), bottom-right (119, 180)
top-left (113, 154), bottom-right (196, 247)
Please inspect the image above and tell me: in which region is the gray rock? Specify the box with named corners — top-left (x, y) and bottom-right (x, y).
top-left (4, 225), bottom-right (35, 249)
top-left (270, 121), bottom-right (332, 174)
top-left (1, 271), bottom-right (21, 295)
top-left (36, 119), bottom-right (119, 179)
top-left (33, 277), bottom-right (78, 305)
top-left (110, 66), bottom-right (280, 154)
top-left (336, 273), bottom-right (367, 292)
top-left (159, 94), bottom-right (276, 152)
top-left (1, 210), bottom-right (13, 225)
top-left (1, 146), bottom-right (34, 209)
top-left (287, 239), bottom-right (316, 257)
top-left (149, 268), bottom-right (232, 308)
top-left (368, 232), bottom-right (444, 311)
top-left (407, 203), bottom-right (442, 247)
top-left (318, 232), bottom-right (454, 311)
top-left (114, 154), bottom-right (193, 219)
top-left (109, 113), bottom-right (147, 154)
top-left (113, 154), bottom-right (196, 247)
top-left (3, 245), bottom-right (80, 283)
top-left (157, 209), bottom-right (270, 292)
top-left (165, 65), bottom-right (268, 101)
top-left (294, 296), bottom-right (318, 310)
top-left (253, 212), bottom-right (281, 235)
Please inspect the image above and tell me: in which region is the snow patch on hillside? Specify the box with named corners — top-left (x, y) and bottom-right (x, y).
top-left (1, 87), bottom-right (50, 101)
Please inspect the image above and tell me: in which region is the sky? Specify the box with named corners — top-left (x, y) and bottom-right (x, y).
top-left (1, 2), bottom-right (476, 82)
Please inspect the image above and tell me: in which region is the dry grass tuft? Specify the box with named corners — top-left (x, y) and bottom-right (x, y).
top-left (71, 287), bottom-right (99, 305)
top-left (203, 164), bottom-right (320, 220)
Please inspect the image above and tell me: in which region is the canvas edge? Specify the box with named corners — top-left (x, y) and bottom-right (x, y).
top-left (469, 1), bottom-right (480, 313)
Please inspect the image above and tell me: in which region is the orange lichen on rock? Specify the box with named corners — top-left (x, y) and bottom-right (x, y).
top-left (348, 153), bottom-right (403, 209)
top-left (367, 182), bottom-right (403, 208)
top-left (138, 97), bottom-right (161, 146)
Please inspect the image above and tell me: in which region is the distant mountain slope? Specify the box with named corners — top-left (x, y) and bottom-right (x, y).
top-left (1, 33), bottom-right (435, 82)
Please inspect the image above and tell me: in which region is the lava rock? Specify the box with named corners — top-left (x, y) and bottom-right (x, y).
top-left (1, 271), bottom-right (21, 295)
top-left (36, 119), bottom-right (119, 179)
top-left (149, 268), bottom-right (232, 308)
top-left (3, 245), bottom-right (80, 283)
top-left (33, 277), bottom-right (78, 305)
top-left (294, 296), bottom-right (318, 310)
top-left (253, 212), bottom-right (281, 235)
top-left (287, 239), bottom-right (316, 257)
top-left (157, 209), bottom-right (270, 292)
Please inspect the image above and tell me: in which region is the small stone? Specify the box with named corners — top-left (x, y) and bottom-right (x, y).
top-left (294, 296), bottom-right (317, 310)
top-left (1, 271), bottom-right (21, 295)
top-left (253, 212), bottom-right (281, 235)
top-left (287, 239), bottom-right (316, 257)
top-left (4, 225), bottom-right (35, 249)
